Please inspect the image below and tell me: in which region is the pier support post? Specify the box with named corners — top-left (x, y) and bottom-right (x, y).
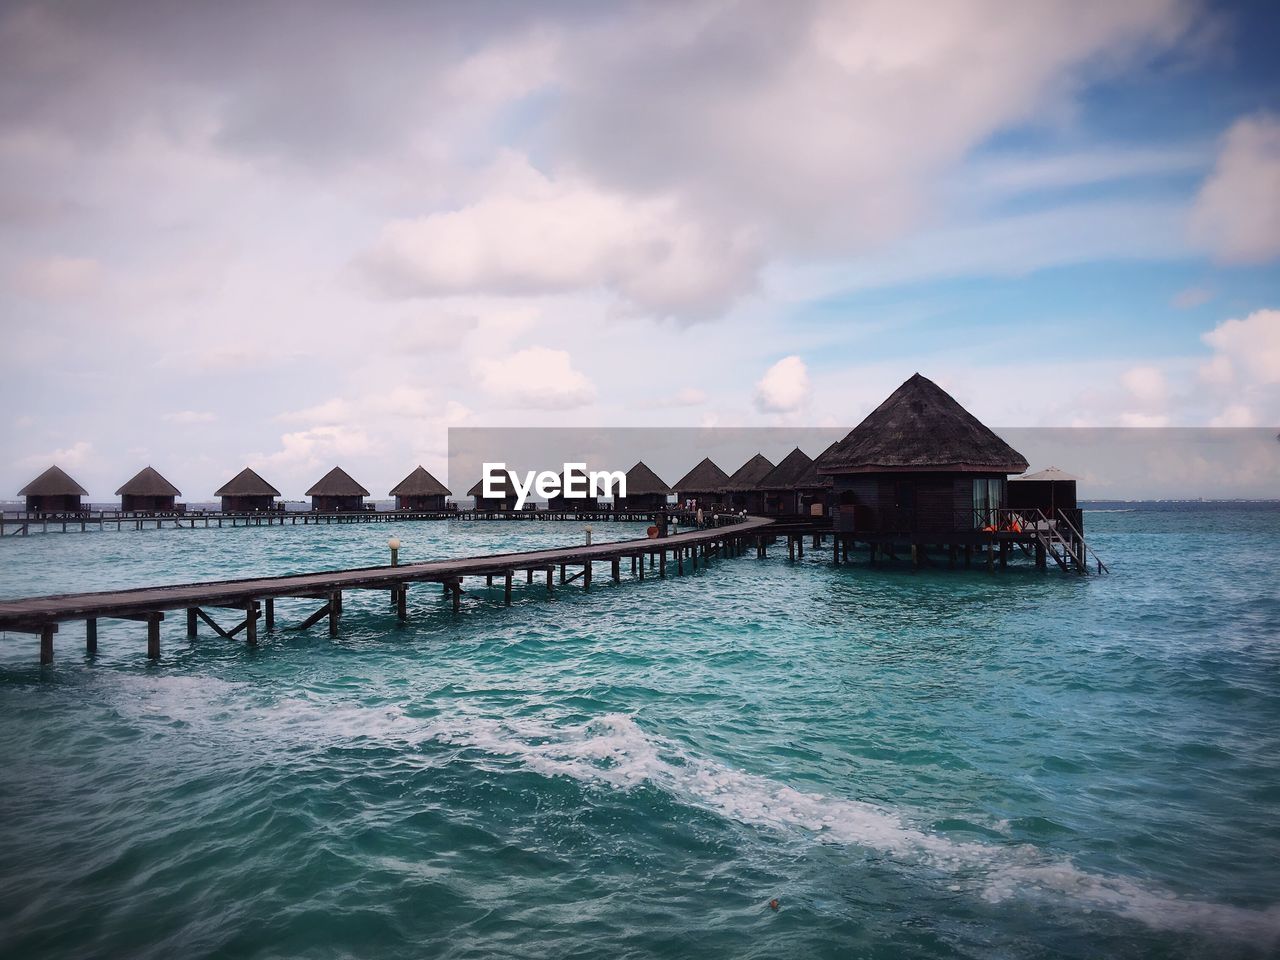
top-left (788, 537), bottom-right (795, 561)
top-left (504, 571), bottom-right (512, 606)
top-left (452, 582), bottom-right (462, 613)
top-left (584, 562), bottom-right (592, 590)
top-left (612, 558), bottom-right (620, 582)
top-left (999, 541), bottom-right (1009, 568)
top-left (659, 551), bottom-right (666, 579)
top-left (547, 569), bottom-right (554, 596)
top-left (146, 612), bottom-right (162, 659)
top-left (40, 624), bottom-right (55, 665)
top-left (266, 598), bottom-right (275, 632)
top-left (187, 607), bottom-right (198, 638)
top-left (397, 585), bottom-right (409, 620)
top-left (245, 601), bottom-right (258, 646)
top-left (329, 592), bottom-right (341, 636)
top-left (1035, 540), bottom-right (1046, 570)
top-left (86, 618), bottom-right (97, 655)
top-left (986, 541), bottom-right (995, 572)
top-left (964, 544), bottom-right (972, 567)
top-left (527, 569), bottom-right (534, 584)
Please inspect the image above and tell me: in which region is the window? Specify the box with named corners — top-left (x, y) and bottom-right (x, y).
top-left (973, 478), bottom-right (1004, 527)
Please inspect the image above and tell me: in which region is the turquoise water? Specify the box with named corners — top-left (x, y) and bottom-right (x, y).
top-left (1, 510), bottom-right (1278, 958)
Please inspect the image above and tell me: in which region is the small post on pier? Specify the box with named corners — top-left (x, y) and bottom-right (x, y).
top-left (504, 571), bottom-right (512, 606)
top-left (40, 624), bottom-right (55, 665)
top-left (86, 618), bottom-right (97, 655)
top-left (146, 612), bottom-right (162, 659)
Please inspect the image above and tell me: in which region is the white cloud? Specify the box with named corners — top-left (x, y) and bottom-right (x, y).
top-left (162, 410), bottom-right (217, 424)
top-left (1201, 308), bottom-right (1280, 386)
top-left (1190, 113), bottom-right (1280, 264)
top-left (473, 346), bottom-right (596, 410)
top-left (359, 155), bottom-right (762, 318)
top-left (9, 256), bottom-right (103, 300)
top-left (755, 355), bottom-right (811, 413)
top-left (1121, 365), bottom-right (1169, 404)
top-left (1210, 404), bottom-right (1255, 427)
top-left (254, 425), bottom-right (375, 471)
top-left (20, 439), bottom-right (93, 469)
top-left (1118, 412), bottom-right (1170, 427)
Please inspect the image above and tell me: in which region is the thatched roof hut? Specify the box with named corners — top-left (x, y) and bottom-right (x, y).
top-left (19, 465), bottom-right (88, 513)
top-left (722, 453), bottom-right (774, 509)
top-left (306, 466), bottom-right (370, 513)
top-left (390, 466), bottom-right (451, 511)
top-left (547, 466), bottom-right (598, 512)
top-left (616, 461), bottom-right (672, 512)
top-left (673, 457), bottom-right (729, 506)
top-left (469, 471), bottom-right (520, 511)
top-left (116, 466), bottom-right (181, 513)
top-left (215, 467), bottom-right (281, 513)
top-left (816, 374), bottom-right (1028, 535)
top-left (754, 447), bottom-right (830, 515)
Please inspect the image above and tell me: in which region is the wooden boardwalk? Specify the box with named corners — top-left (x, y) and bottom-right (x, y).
top-left (0, 517), bottom-right (774, 664)
top-left (0, 507), bottom-right (673, 535)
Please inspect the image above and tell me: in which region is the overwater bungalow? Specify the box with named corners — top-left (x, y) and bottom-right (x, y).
top-left (815, 373), bottom-right (1028, 537)
top-left (673, 457), bottom-right (729, 509)
top-left (547, 466), bottom-right (598, 512)
top-left (469, 472), bottom-right (520, 511)
top-left (390, 466), bottom-right (451, 512)
top-left (754, 447), bottom-right (831, 517)
top-left (615, 461), bottom-right (672, 512)
top-left (215, 467), bottom-right (280, 513)
top-left (307, 467), bottom-right (369, 513)
top-left (18, 466), bottom-right (89, 514)
top-left (722, 453), bottom-right (774, 511)
top-left (116, 466), bottom-right (181, 513)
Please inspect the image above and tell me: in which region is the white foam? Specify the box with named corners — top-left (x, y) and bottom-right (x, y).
top-left (104, 680), bottom-right (1280, 945)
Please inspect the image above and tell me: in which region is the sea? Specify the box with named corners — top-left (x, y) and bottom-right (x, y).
top-left (0, 504), bottom-right (1277, 959)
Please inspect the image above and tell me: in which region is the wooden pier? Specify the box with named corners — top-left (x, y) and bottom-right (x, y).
top-left (0, 507), bottom-right (680, 536)
top-left (0, 517), bottom-right (773, 664)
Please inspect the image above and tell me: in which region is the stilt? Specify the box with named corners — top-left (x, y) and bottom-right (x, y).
top-left (677, 549), bottom-right (684, 575)
top-left (911, 544), bottom-right (919, 569)
top-left (85, 618), bottom-right (97, 654)
top-left (659, 551), bottom-right (665, 579)
top-left (187, 607), bottom-right (198, 637)
top-left (265, 598), bottom-right (275, 631)
top-left (999, 541), bottom-right (1009, 568)
top-left (40, 624), bottom-right (55, 664)
top-left (612, 557), bottom-right (620, 583)
top-left (397, 585), bottom-right (408, 620)
top-left (329, 591), bottom-right (341, 636)
top-left (798, 537), bottom-right (804, 559)
top-left (146, 612), bottom-right (162, 659)
top-left (584, 562), bottom-right (592, 590)
top-left (949, 544), bottom-right (957, 567)
top-left (964, 544), bottom-right (972, 567)
top-left (504, 570), bottom-right (512, 606)
top-left (546, 568), bottom-right (554, 596)
top-left (451, 581), bottom-right (462, 613)
top-left (1035, 540), bottom-right (1047, 570)
top-left (788, 537), bottom-right (795, 561)
top-left (527, 569), bottom-right (534, 584)
top-left (245, 600), bottom-right (258, 646)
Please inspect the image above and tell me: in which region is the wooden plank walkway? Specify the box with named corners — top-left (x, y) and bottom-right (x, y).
top-left (0, 517), bottom-right (774, 664)
top-left (0, 507), bottom-right (675, 535)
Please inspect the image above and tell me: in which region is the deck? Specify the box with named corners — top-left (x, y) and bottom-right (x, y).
top-left (0, 516), bottom-right (774, 664)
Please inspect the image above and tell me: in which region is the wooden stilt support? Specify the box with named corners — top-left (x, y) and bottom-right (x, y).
top-left (329, 591), bottom-right (341, 636)
top-left (397, 586), bottom-right (408, 620)
top-left (659, 551), bottom-right (666, 579)
top-left (964, 544), bottom-right (972, 567)
top-left (266, 598), bottom-right (275, 631)
top-left (527, 569), bottom-right (534, 584)
top-left (40, 623), bottom-right (56, 665)
top-left (146, 612), bottom-right (162, 659)
top-left (451, 581), bottom-right (462, 613)
top-left (546, 568), bottom-right (554, 596)
top-left (187, 607), bottom-right (198, 637)
top-left (798, 537), bottom-right (804, 559)
top-left (245, 600), bottom-right (258, 646)
top-left (584, 562), bottom-right (592, 590)
top-left (504, 570), bottom-right (512, 606)
top-left (1035, 540), bottom-right (1047, 570)
top-left (85, 618), bottom-right (97, 654)
top-left (612, 557), bottom-right (620, 583)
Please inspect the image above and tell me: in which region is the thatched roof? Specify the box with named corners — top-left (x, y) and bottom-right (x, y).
top-left (722, 453), bottom-right (775, 491)
top-left (390, 466), bottom-right (450, 497)
top-left (306, 466), bottom-right (369, 498)
top-left (673, 457), bottom-right (729, 493)
top-left (816, 374), bottom-right (1028, 474)
top-left (756, 447), bottom-right (818, 490)
top-left (623, 461), bottom-right (672, 496)
top-left (19, 465), bottom-right (88, 497)
top-left (468, 471), bottom-right (516, 497)
top-left (116, 466), bottom-right (181, 497)
top-left (215, 467), bottom-right (280, 498)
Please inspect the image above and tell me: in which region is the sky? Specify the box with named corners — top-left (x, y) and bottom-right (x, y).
top-left (1, 0), bottom-right (1278, 500)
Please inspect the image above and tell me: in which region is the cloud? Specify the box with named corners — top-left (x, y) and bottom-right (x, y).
top-left (1210, 404), bottom-right (1255, 427)
top-left (474, 346), bottom-right (596, 409)
top-left (1190, 113), bottom-right (1280, 264)
top-left (9, 255), bottom-right (103, 300)
top-left (253, 425), bottom-right (375, 471)
top-left (1201, 308), bottom-right (1280, 386)
top-left (1121, 365), bottom-right (1169, 404)
top-left (755, 355), bottom-right (810, 413)
top-left (162, 410), bottom-right (217, 424)
top-left (358, 155), bottom-right (762, 318)
top-left (1172, 286), bottom-right (1212, 309)
top-left (20, 439), bottom-right (92, 469)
